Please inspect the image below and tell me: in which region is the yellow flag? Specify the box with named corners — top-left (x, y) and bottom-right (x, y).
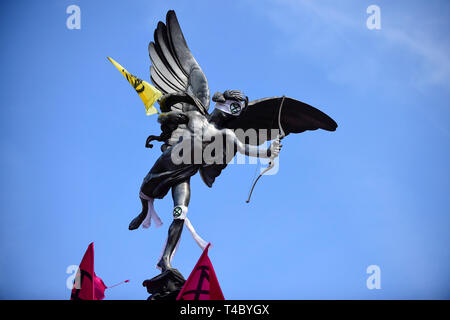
top-left (107, 57), bottom-right (162, 115)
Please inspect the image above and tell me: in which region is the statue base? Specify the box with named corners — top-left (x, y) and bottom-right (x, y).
top-left (143, 269), bottom-right (186, 300)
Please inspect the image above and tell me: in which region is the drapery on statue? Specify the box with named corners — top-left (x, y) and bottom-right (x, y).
top-left (125, 10), bottom-right (338, 299)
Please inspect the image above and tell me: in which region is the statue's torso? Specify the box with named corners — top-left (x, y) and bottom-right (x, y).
top-left (167, 110), bottom-right (223, 147)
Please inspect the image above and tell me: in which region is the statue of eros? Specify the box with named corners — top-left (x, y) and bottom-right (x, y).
top-left (127, 10), bottom-right (338, 274)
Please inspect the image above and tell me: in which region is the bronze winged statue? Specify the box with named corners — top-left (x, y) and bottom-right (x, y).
top-left (125, 10), bottom-right (337, 298)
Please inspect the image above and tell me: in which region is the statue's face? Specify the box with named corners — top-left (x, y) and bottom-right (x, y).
top-left (229, 102), bottom-right (242, 115)
top-left (213, 100), bottom-right (245, 116)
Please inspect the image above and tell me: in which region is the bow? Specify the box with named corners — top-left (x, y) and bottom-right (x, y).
top-left (246, 95), bottom-right (286, 203)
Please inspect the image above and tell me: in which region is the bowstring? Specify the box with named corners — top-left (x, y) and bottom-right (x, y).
top-left (246, 95), bottom-right (286, 203)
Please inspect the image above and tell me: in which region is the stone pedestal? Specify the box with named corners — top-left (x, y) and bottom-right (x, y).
top-left (143, 269), bottom-right (186, 300)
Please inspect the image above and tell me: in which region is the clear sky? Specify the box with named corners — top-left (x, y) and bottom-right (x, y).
top-left (0, 0), bottom-right (449, 299)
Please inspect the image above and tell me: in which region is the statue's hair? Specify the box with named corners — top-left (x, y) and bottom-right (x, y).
top-left (212, 90), bottom-right (248, 107)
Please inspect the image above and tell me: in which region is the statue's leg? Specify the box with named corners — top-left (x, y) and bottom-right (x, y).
top-left (156, 178), bottom-right (190, 271)
top-left (128, 197), bottom-right (148, 230)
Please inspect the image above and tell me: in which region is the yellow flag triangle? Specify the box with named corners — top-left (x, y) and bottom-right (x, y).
top-left (107, 57), bottom-right (162, 115)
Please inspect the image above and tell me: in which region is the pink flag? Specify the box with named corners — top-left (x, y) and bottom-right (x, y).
top-left (177, 243), bottom-right (225, 300)
top-left (70, 242), bottom-right (107, 300)
top-left (93, 273), bottom-right (107, 300)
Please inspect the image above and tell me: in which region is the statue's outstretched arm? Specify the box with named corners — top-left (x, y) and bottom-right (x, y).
top-left (224, 129), bottom-right (282, 158)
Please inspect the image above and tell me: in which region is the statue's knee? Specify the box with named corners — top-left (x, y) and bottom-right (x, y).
top-left (172, 205), bottom-right (188, 220)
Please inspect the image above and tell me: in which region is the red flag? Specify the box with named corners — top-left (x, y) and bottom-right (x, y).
top-left (71, 242), bottom-right (107, 300)
top-left (177, 243), bottom-right (225, 300)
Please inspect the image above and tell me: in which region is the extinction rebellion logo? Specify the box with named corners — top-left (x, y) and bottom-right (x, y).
top-left (230, 102), bottom-right (241, 115)
top-left (173, 206), bottom-right (182, 218)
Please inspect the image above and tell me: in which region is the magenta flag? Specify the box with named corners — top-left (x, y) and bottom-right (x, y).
top-left (177, 243), bottom-right (225, 300)
top-left (70, 242), bottom-right (107, 300)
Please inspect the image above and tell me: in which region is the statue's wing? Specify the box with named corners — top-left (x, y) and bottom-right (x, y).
top-left (198, 96), bottom-right (337, 187)
top-left (200, 97), bottom-right (337, 187)
top-left (226, 96), bottom-right (338, 145)
top-left (149, 10), bottom-right (210, 114)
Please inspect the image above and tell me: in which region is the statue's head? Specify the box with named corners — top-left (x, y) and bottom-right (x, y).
top-left (209, 90), bottom-right (248, 125)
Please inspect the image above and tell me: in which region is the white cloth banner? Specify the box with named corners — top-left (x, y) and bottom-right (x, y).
top-left (139, 192), bottom-right (163, 228)
top-left (139, 192), bottom-right (208, 252)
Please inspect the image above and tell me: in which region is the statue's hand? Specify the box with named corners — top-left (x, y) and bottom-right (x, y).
top-left (158, 112), bottom-right (188, 125)
top-left (174, 113), bottom-right (189, 124)
top-left (146, 135), bottom-right (162, 148)
top-left (268, 136), bottom-right (282, 158)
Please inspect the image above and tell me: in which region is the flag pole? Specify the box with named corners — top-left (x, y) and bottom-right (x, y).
top-left (107, 279), bottom-right (130, 289)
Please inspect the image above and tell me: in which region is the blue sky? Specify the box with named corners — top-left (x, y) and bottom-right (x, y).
top-left (0, 0), bottom-right (449, 299)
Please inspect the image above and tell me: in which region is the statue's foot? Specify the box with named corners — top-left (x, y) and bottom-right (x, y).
top-left (128, 212), bottom-right (146, 230)
top-left (156, 258), bottom-right (172, 272)
top-left (129, 198), bottom-right (149, 230)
